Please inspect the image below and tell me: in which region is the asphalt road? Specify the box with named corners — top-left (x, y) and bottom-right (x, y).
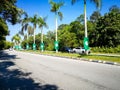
top-left (0, 50), bottom-right (120, 90)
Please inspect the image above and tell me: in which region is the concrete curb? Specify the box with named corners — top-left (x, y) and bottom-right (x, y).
top-left (88, 59), bottom-right (120, 66)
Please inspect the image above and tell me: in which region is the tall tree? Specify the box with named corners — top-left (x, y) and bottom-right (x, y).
top-left (96, 6), bottom-right (120, 47)
top-left (59, 25), bottom-right (78, 49)
top-left (27, 26), bottom-right (34, 36)
top-left (38, 16), bottom-right (48, 51)
top-left (70, 21), bottom-right (84, 45)
top-left (30, 14), bottom-right (38, 50)
top-left (49, 0), bottom-right (64, 52)
top-left (89, 11), bottom-right (101, 47)
top-left (90, 11), bottom-right (101, 23)
top-left (0, 18), bottom-right (8, 50)
top-left (76, 14), bottom-right (84, 24)
top-left (71, 0), bottom-right (101, 54)
top-left (0, 0), bottom-right (24, 49)
top-left (58, 24), bottom-right (68, 30)
top-left (45, 31), bottom-right (55, 51)
top-left (0, 18), bottom-right (8, 38)
top-left (19, 25), bottom-right (34, 40)
top-left (109, 5), bottom-right (120, 13)
top-left (21, 17), bottom-right (30, 40)
top-left (12, 34), bottom-right (21, 49)
top-left (20, 16), bottom-right (34, 49)
top-left (0, 0), bottom-right (23, 24)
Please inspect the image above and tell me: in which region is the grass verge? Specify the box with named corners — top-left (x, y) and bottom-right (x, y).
top-left (80, 55), bottom-right (120, 63)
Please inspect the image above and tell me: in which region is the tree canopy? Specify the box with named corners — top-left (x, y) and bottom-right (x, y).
top-left (0, 0), bottom-right (25, 49)
top-left (95, 6), bottom-right (120, 47)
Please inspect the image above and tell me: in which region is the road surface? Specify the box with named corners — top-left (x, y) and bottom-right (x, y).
top-left (0, 50), bottom-right (120, 90)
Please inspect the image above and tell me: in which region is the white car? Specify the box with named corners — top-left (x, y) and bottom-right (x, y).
top-left (9, 47), bottom-right (13, 51)
top-left (73, 47), bottom-right (90, 54)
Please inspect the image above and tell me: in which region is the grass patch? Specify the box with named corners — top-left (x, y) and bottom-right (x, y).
top-left (23, 50), bottom-right (79, 58)
top-left (80, 55), bottom-right (120, 63)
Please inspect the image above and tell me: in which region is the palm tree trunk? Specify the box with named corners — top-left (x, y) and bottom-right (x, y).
top-left (26, 29), bottom-right (29, 50)
top-left (34, 29), bottom-right (35, 44)
top-left (33, 28), bottom-right (36, 50)
top-left (55, 14), bottom-right (58, 41)
top-left (41, 27), bottom-right (44, 52)
top-left (41, 27), bottom-right (43, 43)
top-left (55, 13), bottom-right (58, 53)
top-left (84, 0), bottom-right (87, 38)
top-left (84, 0), bottom-right (89, 55)
top-left (27, 30), bottom-right (28, 41)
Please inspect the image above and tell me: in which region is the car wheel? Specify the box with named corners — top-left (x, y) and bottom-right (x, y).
top-left (73, 51), bottom-right (76, 53)
top-left (88, 51), bottom-right (91, 54)
top-left (82, 51), bottom-right (84, 54)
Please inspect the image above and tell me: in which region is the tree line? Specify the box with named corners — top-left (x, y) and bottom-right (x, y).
top-left (12, 0), bottom-right (102, 52)
top-left (1, 0), bottom-right (120, 52)
top-left (20, 5), bottom-right (120, 51)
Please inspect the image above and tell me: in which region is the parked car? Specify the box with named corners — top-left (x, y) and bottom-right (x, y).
top-left (9, 47), bottom-right (13, 51)
top-left (60, 47), bottom-right (73, 53)
top-left (73, 47), bottom-right (90, 54)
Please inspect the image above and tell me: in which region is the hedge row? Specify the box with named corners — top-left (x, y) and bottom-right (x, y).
top-left (91, 45), bottom-right (120, 53)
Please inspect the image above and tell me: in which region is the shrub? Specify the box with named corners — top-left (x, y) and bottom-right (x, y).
top-left (91, 45), bottom-right (120, 53)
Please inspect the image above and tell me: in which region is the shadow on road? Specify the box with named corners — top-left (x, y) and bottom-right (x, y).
top-left (0, 51), bottom-right (59, 90)
top-left (0, 50), bottom-right (17, 60)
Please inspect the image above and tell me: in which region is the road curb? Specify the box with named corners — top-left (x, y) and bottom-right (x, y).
top-left (86, 59), bottom-right (120, 66)
top-left (39, 53), bottom-right (120, 66)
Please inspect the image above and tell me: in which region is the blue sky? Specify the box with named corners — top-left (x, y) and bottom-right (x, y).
top-left (6, 0), bottom-right (120, 41)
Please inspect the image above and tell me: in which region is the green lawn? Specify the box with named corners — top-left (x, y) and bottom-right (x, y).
top-left (20, 50), bottom-right (120, 63)
top-left (80, 55), bottom-right (120, 63)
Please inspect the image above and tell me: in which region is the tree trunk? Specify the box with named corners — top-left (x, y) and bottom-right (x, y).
top-left (84, 0), bottom-right (88, 55)
top-left (41, 27), bottom-right (44, 52)
top-left (84, 0), bottom-right (87, 38)
top-left (33, 29), bottom-right (35, 44)
top-left (55, 13), bottom-right (58, 53)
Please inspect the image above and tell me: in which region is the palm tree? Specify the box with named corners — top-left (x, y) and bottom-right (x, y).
top-left (12, 34), bottom-right (21, 50)
top-left (20, 16), bottom-right (33, 50)
top-left (21, 17), bottom-right (29, 40)
top-left (30, 14), bottom-right (38, 50)
top-left (27, 25), bottom-right (34, 36)
top-left (71, 0), bottom-right (101, 54)
top-left (38, 16), bottom-right (48, 52)
top-left (49, 0), bottom-right (64, 52)
top-left (21, 25), bottom-right (34, 40)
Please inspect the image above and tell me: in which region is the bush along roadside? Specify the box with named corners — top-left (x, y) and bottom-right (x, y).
top-left (91, 45), bottom-right (120, 53)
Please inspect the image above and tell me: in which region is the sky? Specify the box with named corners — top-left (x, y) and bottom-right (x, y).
top-left (6, 0), bottom-right (120, 41)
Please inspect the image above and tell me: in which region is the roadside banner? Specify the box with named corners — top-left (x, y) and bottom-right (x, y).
top-left (83, 37), bottom-right (89, 50)
top-left (33, 43), bottom-right (36, 50)
top-left (40, 43), bottom-right (44, 51)
top-left (54, 41), bottom-right (59, 50)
